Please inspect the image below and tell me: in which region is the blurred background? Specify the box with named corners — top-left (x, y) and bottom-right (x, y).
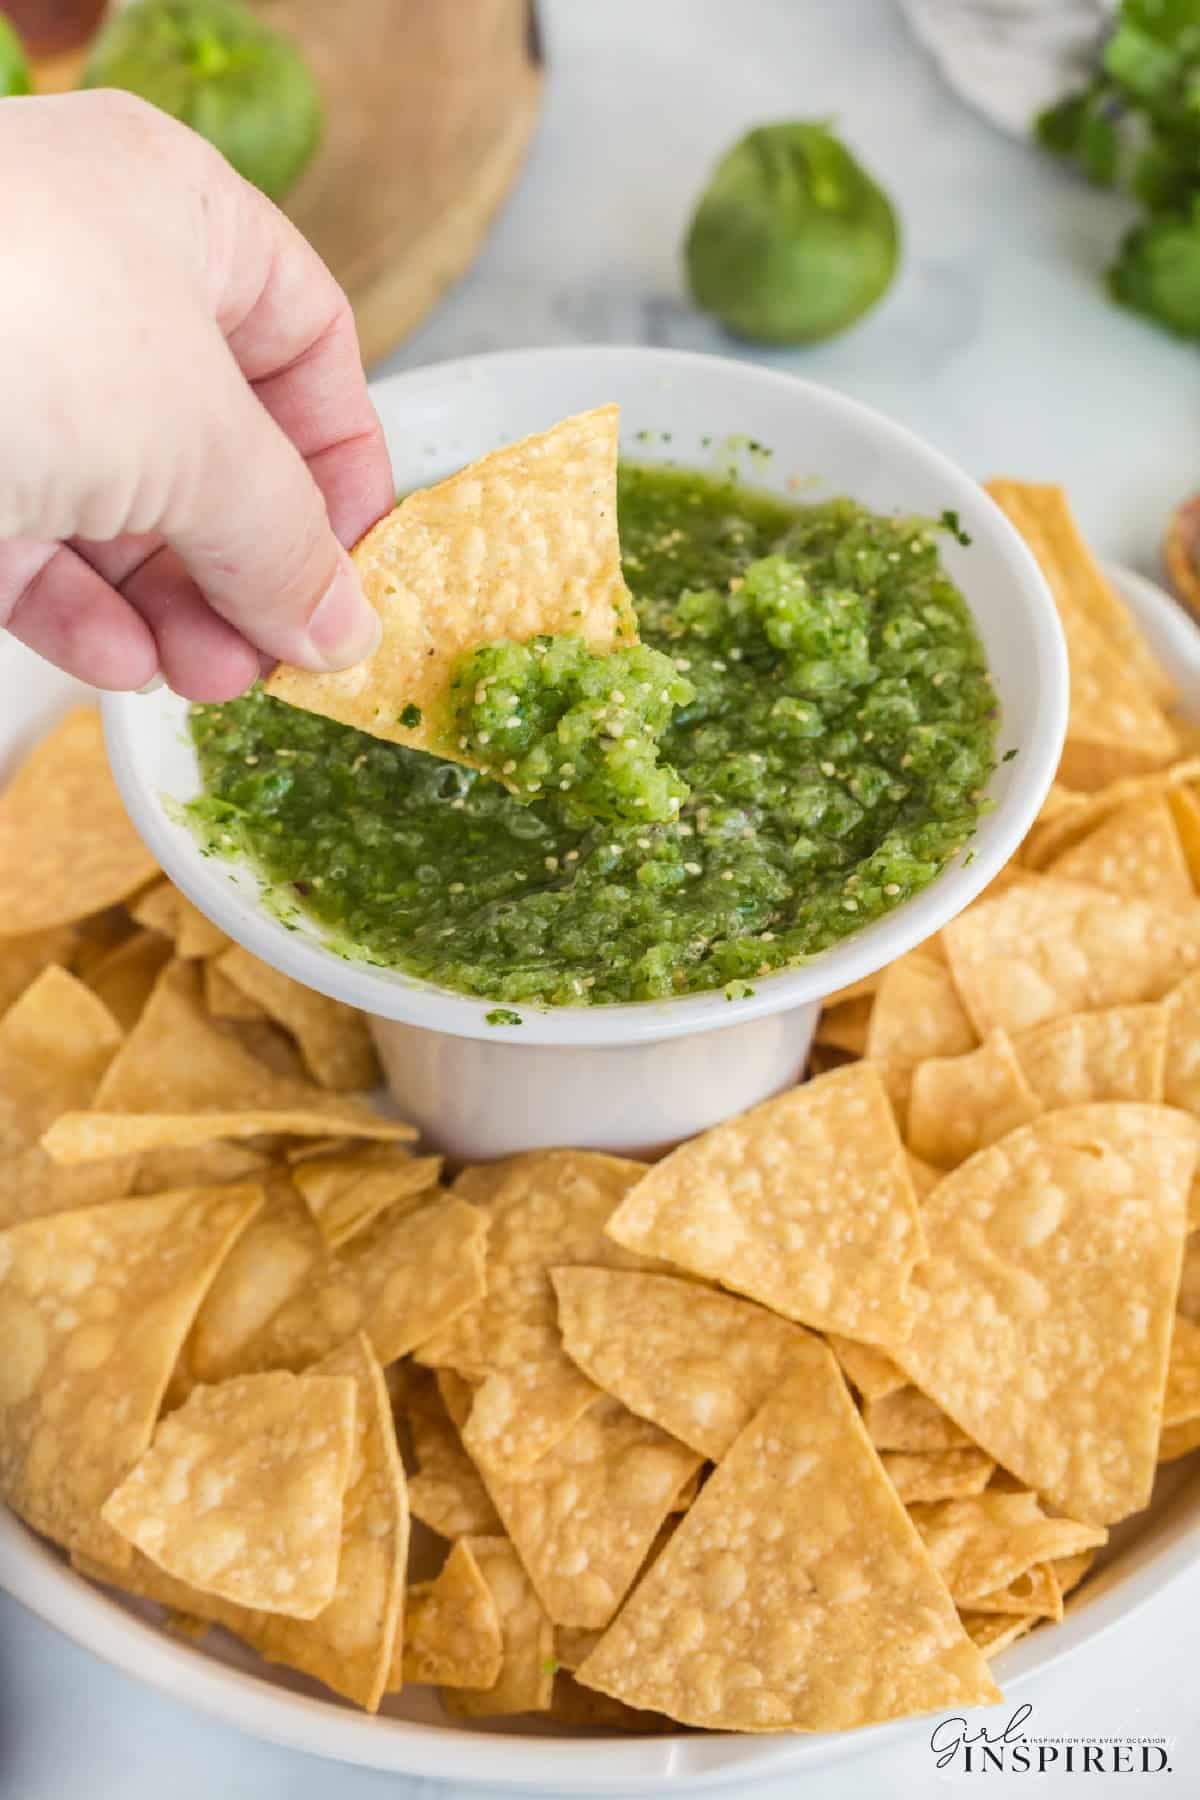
top-left (1, 0), bottom-right (1196, 574)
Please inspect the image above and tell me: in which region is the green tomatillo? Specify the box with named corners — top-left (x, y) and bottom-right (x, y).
top-left (0, 12), bottom-right (30, 97)
top-left (684, 121), bottom-right (899, 346)
top-left (83, 0), bottom-right (321, 201)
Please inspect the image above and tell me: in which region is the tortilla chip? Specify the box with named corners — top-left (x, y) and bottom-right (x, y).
top-left (203, 961), bottom-right (267, 1023)
top-left (605, 1064), bottom-right (924, 1351)
top-left (1023, 764), bottom-right (1200, 872)
top-left (291, 1144), bottom-right (443, 1249)
top-left (894, 1105), bottom-right (1194, 1524)
top-left (814, 996), bottom-right (871, 1058)
top-left (985, 480), bottom-right (1174, 706)
top-left (0, 709), bottom-right (159, 934)
top-left (1180, 1231), bottom-right (1200, 1323)
top-left (547, 1674), bottom-right (671, 1732)
top-left (1046, 796), bottom-right (1195, 909)
top-left (101, 1368), bottom-right (357, 1616)
top-left (440, 1535), bottom-right (555, 1718)
top-left (555, 1625), bottom-right (603, 1671)
top-left (1159, 1416), bottom-right (1200, 1461)
top-left (131, 1142), bottom-right (269, 1196)
top-left (1169, 784), bottom-right (1200, 888)
top-left (881, 1449), bottom-right (996, 1505)
top-left (826, 1335), bottom-right (907, 1402)
top-left (0, 964), bottom-right (135, 1227)
top-left (187, 1176), bottom-right (487, 1382)
top-left (862, 1387), bottom-right (973, 1453)
top-left (416, 1151), bottom-right (660, 1478)
top-left (0, 925), bottom-right (78, 1017)
top-left (267, 408), bottom-right (636, 761)
top-left (403, 1365), bottom-right (502, 1539)
top-left (1164, 1313), bottom-right (1200, 1427)
top-left (574, 1342), bottom-right (999, 1731)
top-left (1013, 1005), bottom-right (1167, 1109)
top-left (131, 881), bottom-right (230, 959)
top-left (84, 931), bottom-right (173, 1033)
top-left (1053, 1549), bottom-right (1097, 1596)
top-left (0, 1183), bottom-right (262, 1565)
top-left (234, 1335), bottom-right (407, 1709)
top-left (439, 1369), bottom-right (701, 1630)
top-left (942, 877), bottom-right (1200, 1037)
top-left (213, 947), bottom-right (378, 1091)
top-left (908, 1491), bottom-right (1103, 1609)
top-left (865, 952), bottom-right (977, 1114)
top-left (552, 1268), bottom-right (807, 1462)
top-left (907, 1033), bottom-right (1042, 1169)
top-left (970, 1563), bottom-right (1062, 1623)
top-left (960, 1611), bottom-right (1035, 1658)
top-left (400, 1539), bottom-right (503, 1689)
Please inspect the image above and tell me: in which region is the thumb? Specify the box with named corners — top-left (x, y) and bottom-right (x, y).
top-left (162, 326), bottom-right (382, 672)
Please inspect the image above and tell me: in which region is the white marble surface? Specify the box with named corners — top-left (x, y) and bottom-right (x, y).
top-left (4, 1), bottom-right (1200, 1795)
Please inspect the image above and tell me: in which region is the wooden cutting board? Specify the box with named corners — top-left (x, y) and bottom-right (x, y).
top-left (256, 0), bottom-right (543, 366)
top-left (36, 0), bottom-right (544, 368)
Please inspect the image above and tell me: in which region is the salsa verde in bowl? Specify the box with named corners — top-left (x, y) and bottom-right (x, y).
top-left (101, 346), bottom-right (1067, 1058)
top-left (187, 466), bottom-right (998, 1009)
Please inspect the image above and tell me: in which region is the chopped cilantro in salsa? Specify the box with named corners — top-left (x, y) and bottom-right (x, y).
top-left (188, 465), bottom-right (997, 1007)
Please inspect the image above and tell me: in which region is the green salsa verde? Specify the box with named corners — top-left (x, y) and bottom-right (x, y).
top-left (189, 466), bottom-right (998, 1007)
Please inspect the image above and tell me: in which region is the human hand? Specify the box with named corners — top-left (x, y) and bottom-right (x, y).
top-left (0, 90), bottom-right (393, 700)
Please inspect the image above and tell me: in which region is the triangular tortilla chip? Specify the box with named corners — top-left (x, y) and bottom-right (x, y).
top-left (1169, 784), bottom-right (1200, 889)
top-left (266, 407), bottom-right (636, 759)
top-left (1012, 1005), bottom-right (1167, 1109)
top-left (960, 1611), bottom-right (1035, 1658)
top-left (604, 1065), bottom-right (924, 1350)
top-left (906, 1032), bottom-right (1042, 1169)
top-left (0, 964), bottom-right (135, 1227)
top-left (893, 1105), bottom-right (1194, 1524)
top-left (399, 1539), bottom-right (503, 1690)
top-left (0, 709), bottom-right (159, 934)
top-left (907, 1491), bottom-right (1104, 1608)
top-left (84, 931), bottom-right (172, 1033)
top-left (101, 1368), bottom-right (357, 1617)
top-left (970, 1564), bottom-right (1062, 1622)
top-left (1052, 1549), bottom-right (1097, 1597)
top-left (0, 925), bottom-right (78, 1017)
top-left (881, 1449), bottom-right (996, 1505)
top-left (985, 480), bottom-right (1174, 706)
top-left (235, 1335), bottom-right (408, 1708)
top-left (814, 995), bottom-right (872, 1057)
top-left (213, 947), bottom-right (378, 1091)
top-left (438, 1369), bottom-right (701, 1630)
top-left (0, 1182), bottom-right (262, 1564)
top-left (551, 1268), bottom-right (807, 1461)
top-left (402, 1365), bottom-right (501, 1540)
top-left (575, 1342), bottom-right (999, 1731)
top-left (131, 880), bottom-right (230, 959)
top-left (826, 1334), bottom-right (907, 1402)
top-left (203, 961), bottom-right (267, 1022)
top-left (183, 1174), bottom-right (486, 1384)
top-left (862, 1386), bottom-right (972, 1453)
top-left (40, 961), bottom-right (414, 1160)
top-left (1164, 1313), bottom-right (1200, 1428)
top-left (291, 1143), bottom-right (443, 1249)
top-left (1046, 796), bottom-right (1195, 909)
top-left (415, 1151), bottom-right (662, 1478)
top-left (1022, 763), bottom-right (1200, 871)
top-left (441, 1535), bottom-right (556, 1718)
top-left (943, 877), bottom-right (1200, 1036)
top-left (865, 951), bottom-right (978, 1114)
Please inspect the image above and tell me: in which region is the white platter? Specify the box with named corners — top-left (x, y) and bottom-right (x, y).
top-left (0, 573), bottom-right (1195, 1793)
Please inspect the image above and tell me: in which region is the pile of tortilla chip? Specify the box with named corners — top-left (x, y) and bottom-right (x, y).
top-left (1, 478), bottom-right (1198, 1739)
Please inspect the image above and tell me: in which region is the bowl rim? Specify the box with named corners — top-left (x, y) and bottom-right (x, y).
top-left (102, 344), bottom-right (1069, 1047)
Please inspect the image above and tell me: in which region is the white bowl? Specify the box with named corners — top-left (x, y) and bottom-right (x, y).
top-left (102, 348), bottom-right (1068, 1156)
top-left (0, 567), bottom-right (1195, 1790)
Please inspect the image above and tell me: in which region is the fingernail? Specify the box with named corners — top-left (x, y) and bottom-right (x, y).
top-left (305, 553), bottom-right (381, 671)
top-left (137, 674), bottom-right (165, 695)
